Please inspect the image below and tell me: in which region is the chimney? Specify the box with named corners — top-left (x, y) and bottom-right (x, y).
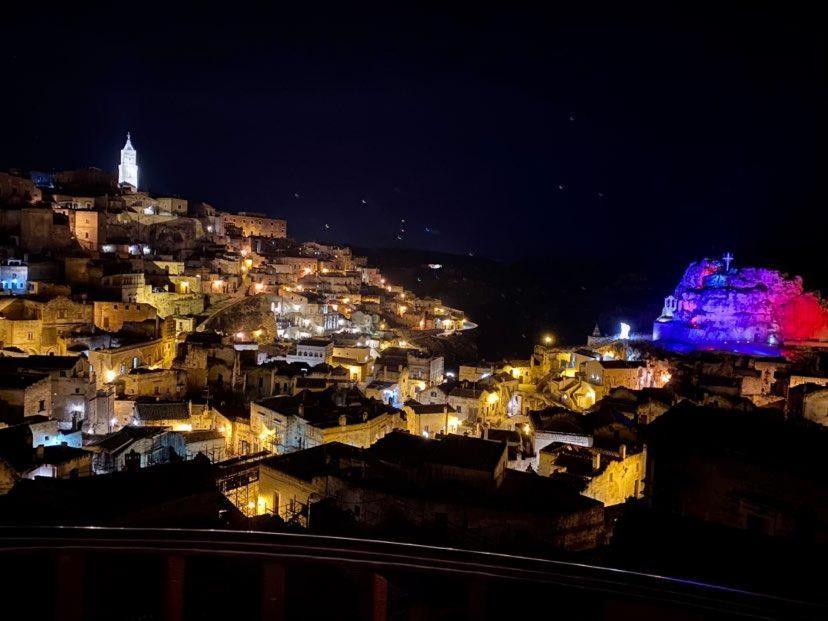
top-left (35, 445), bottom-right (45, 460)
top-left (591, 452), bottom-right (601, 471)
top-left (619, 444), bottom-right (627, 460)
top-left (338, 414), bottom-right (348, 427)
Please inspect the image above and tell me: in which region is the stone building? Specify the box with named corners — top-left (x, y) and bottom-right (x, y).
top-left (24, 445), bottom-right (93, 480)
top-left (221, 211), bottom-right (286, 238)
top-left (538, 442), bottom-right (646, 506)
top-left (529, 406), bottom-right (593, 458)
top-left (402, 402), bottom-right (460, 437)
top-left (86, 426), bottom-right (184, 474)
top-left (94, 301), bottom-right (157, 332)
top-left (447, 383), bottom-right (487, 423)
top-left (0, 297), bottom-right (43, 354)
top-left (287, 338), bottom-right (334, 367)
top-left (0, 424), bottom-right (92, 488)
top-left (250, 387), bottom-right (403, 454)
top-left (258, 433), bottom-right (606, 551)
top-left (86, 336), bottom-right (175, 388)
top-left (182, 429), bottom-right (227, 461)
top-left (0, 373), bottom-right (51, 423)
top-left (582, 359), bottom-right (648, 400)
top-left (40, 296), bottom-right (95, 354)
top-left (120, 367), bottom-right (187, 399)
top-left (0, 355), bottom-right (94, 429)
top-left (156, 197), bottom-right (188, 216)
top-left (70, 209), bottom-right (105, 250)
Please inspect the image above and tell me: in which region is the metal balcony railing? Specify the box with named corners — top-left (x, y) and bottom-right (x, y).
top-left (0, 526), bottom-right (822, 620)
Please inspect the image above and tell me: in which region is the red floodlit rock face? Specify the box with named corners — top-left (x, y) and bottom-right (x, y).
top-left (654, 258), bottom-right (828, 348)
top-left (778, 293), bottom-right (828, 341)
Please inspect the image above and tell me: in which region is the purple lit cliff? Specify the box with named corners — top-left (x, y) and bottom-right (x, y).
top-left (653, 255), bottom-right (828, 353)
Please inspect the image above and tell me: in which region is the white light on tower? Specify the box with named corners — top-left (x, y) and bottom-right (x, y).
top-left (118, 132), bottom-right (139, 189)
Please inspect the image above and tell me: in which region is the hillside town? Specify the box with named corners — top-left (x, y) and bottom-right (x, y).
top-left (0, 134), bottom-right (827, 559)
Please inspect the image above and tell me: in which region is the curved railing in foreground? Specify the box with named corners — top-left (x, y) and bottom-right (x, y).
top-left (0, 526), bottom-right (822, 620)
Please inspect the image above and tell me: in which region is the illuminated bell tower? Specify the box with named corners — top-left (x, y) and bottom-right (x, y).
top-left (118, 132), bottom-right (139, 189)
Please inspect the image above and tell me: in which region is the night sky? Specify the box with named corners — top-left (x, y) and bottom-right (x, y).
top-left (2, 3), bottom-right (825, 270)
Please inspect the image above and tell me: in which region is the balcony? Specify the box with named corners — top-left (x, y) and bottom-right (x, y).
top-left (0, 526), bottom-right (822, 620)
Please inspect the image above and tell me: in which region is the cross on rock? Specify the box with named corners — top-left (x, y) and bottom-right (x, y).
top-left (722, 252), bottom-right (734, 272)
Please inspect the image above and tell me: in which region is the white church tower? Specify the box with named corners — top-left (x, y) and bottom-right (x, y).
top-left (118, 132), bottom-right (139, 189)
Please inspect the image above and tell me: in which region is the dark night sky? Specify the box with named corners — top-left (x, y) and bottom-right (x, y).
top-left (2, 2), bottom-right (826, 268)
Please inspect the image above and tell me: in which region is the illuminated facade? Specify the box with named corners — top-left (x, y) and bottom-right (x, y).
top-left (221, 212), bottom-right (286, 238)
top-left (654, 254), bottom-right (828, 353)
top-left (118, 132), bottom-right (139, 189)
